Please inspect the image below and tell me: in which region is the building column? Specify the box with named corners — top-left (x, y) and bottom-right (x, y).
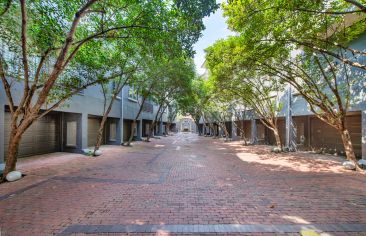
top-left (0, 103), bottom-right (4, 164)
top-left (285, 86), bottom-right (296, 151)
top-left (232, 118), bottom-right (237, 141)
top-left (81, 112), bottom-right (88, 149)
top-left (251, 119), bottom-right (258, 144)
top-left (135, 119), bottom-right (142, 141)
top-left (362, 110), bottom-right (366, 160)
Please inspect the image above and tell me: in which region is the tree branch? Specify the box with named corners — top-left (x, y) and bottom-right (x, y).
top-left (344, 0), bottom-right (366, 13)
top-left (34, 0), bottom-right (99, 112)
top-left (20, 0), bottom-right (30, 105)
top-left (0, 0), bottom-right (12, 17)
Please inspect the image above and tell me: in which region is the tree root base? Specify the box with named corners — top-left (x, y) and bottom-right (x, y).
top-left (121, 143), bottom-right (133, 147)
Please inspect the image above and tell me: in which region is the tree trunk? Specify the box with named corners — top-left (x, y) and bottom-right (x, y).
top-left (242, 133), bottom-right (247, 146)
top-left (340, 128), bottom-right (358, 164)
top-left (3, 134), bottom-right (22, 178)
top-left (208, 123), bottom-right (211, 136)
top-left (240, 125), bottom-right (248, 146)
top-left (239, 122), bottom-right (246, 144)
top-left (259, 119), bottom-right (282, 149)
top-left (273, 128), bottom-right (282, 149)
top-left (223, 124), bottom-right (230, 141)
top-left (146, 120), bottom-right (157, 142)
top-left (194, 121), bottom-right (201, 135)
top-left (147, 104), bottom-right (164, 142)
top-left (2, 115), bottom-right (35, 179)
top-left (208, 123), bottom-right (213, 137)
top-left (126, 98), bottom-right (149, 146)
top-left (233, 121), bottom-right (247, 145)
top-left (217, 123), bottom-right (223, 138)
top-left (213, 124), bottom-right (217, 137)
top-left (93, 93), bottom-right (114, 154)
top-left (94, 77), bottom-right (129, 152)
top-left (93, 115), bottom-right (108, 155)
top-left (126, 120), bottom-right (137, 146)
top-left (218, 122), bottom-right (229, 141)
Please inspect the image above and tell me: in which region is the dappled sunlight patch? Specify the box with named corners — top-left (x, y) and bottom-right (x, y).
top-left (236, 152), bottom-right (310, 172)
top-left (216, 179), bottom-right (234, 187)
top-left (212, 141), bottom-right (223, 145)
top-left (154, 144), bottom-right (165, 148)
top-left (319, 233), bottom-right (334, 236)
top-left (156, 231), bottom-right (170, 235)
top-left (226, 141), bottom-right (244, 146)
top-left (235, 151), bottom-right (346, 173)
top-left (131, 219), bottom-right (145, 225)
top-left (228, 142), bottom-right (353, 173)
top-left (216, 139), bottom-right (360, 173)
top-left (282, 215), bottom-right (311, 224)
top-left (193, 164), bottom-right (206, 168)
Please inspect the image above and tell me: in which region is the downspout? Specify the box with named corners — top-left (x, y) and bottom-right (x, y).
top-left (120, 87), bottom-right (124, 144)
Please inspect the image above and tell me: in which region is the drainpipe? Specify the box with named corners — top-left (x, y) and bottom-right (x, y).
top-left (0, 102), bottom-right (4, 164)
top-left (285, 85), bottom-right (296, 151)
top-left (231, 114), bottom-right (236, 141)
top-left (120, 87), bottom-right (124, 144)
top-left (81, 112), bottom-right (88, 149)
top-left (362, 110), bottom-right (366, 160)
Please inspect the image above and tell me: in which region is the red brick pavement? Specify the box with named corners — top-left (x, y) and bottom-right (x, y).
top-left (0, 133), bottom-right (365, 236)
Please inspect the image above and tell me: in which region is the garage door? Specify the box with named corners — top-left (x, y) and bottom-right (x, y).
top-left (87, 117), bottom-right (106, 147)
top-left (123, 120), bottom-right (133, 142)
top-left (243, 121), bottom-right (251, 140)
top-left (311, 114), bottom-right (361, 157)
top-left (4, 112), bottom-right (60, 158)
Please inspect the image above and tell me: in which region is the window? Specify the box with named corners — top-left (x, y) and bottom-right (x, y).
top-left (128, 87), bottom-right (138, 101)
top-left (142, 101), bottom-right (153, 113)
top-left (66, 121), bottom-right (77, 147)
top-left (109, 122), bottom-right (116, 141)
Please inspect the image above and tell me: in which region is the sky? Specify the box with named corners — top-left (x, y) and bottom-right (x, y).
top-left (193, 1), bottom-right (235, 75)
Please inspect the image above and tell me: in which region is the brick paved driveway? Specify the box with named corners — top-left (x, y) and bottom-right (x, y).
top-left (0, 133), bottom-right (365, 236)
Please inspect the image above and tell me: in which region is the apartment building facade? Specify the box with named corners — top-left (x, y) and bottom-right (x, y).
top-left (177, 116), bottom-right (197, 133)
top-left (200, 32), bottom-right (366, 159)
top-left (0, 82), bottom-right (171, 164)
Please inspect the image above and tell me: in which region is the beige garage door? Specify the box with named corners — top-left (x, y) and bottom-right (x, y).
top-left (87, 117), bottom-right (106, 147)
top-left (311, 114), bottom-right (361, 157)
top-left (4, 112), bottom-right (60, 158)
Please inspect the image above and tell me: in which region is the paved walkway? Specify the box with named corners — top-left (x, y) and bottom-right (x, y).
top-left (0, 133), bottom-right (365, 236)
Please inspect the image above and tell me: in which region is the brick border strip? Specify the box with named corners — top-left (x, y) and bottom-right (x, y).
top-left (0, 151), bottom-right (170, 202)
top-left (0, 179), bottom-right (49, 201)
top-left (58, 223), bottom-right (366, 236)
top-left (0, 166), bottom-right (172, 202)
